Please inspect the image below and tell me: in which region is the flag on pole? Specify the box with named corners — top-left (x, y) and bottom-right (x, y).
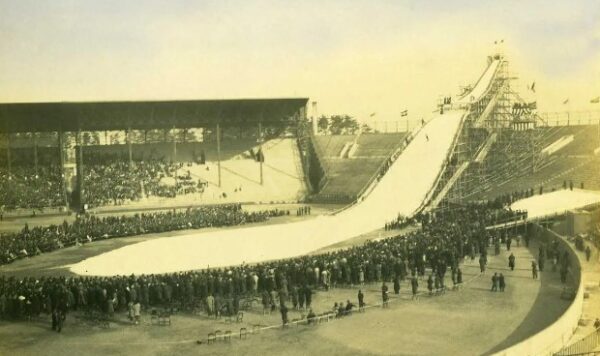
top-left (563, 98), bottom-right (569, 105)
top-left (530, 82), bottom-right (536, 93)
top-left (401, 110), bottom-right (408, 117)
top-left (369, 112), bottom-right (376, 117)
top-left (591, 97), bottom-right (600, 104)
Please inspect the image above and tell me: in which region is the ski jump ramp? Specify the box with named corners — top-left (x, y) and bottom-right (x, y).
top-left (70, 61), bottom-right (499, 276)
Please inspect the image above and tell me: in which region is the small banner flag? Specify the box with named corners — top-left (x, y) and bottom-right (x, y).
top-left (591, 97), bottom-right (600, 104)
top-left (401, 110), bottom-right (408, 117)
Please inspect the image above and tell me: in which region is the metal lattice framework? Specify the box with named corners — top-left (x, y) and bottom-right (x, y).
top-left (434, 53), bottom-right (550, 207)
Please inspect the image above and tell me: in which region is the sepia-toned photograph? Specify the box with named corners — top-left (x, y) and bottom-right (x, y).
top-left (0, 1), bottom-right (599, 355)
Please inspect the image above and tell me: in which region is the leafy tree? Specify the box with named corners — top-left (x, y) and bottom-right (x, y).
top-left (317, 116), bottom-right (329, 134)
top-left (318, 115), bottom-right (361, 135)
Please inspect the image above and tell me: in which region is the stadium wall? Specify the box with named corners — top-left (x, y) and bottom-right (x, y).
top-left (494, 224), bottom-right (583, 356)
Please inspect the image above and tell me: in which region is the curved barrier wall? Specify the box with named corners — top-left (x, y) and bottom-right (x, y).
top-left (493, 224), bottom-right (584, 356)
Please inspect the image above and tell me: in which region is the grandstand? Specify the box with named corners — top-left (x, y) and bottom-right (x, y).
top-left (85, 138), bottom-right (306, 211)
top-left (308, 132), bottom-right (408, 203)
top-left (0, 99), bottom-right (309, 213)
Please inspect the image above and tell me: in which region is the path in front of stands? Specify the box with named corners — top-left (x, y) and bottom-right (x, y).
top-left (562, 237), bottom-right (600, 349)
top-left (0, 237), bottom-right (574, 356)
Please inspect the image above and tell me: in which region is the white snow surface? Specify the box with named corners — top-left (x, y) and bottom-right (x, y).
top-left (511, 189), bottom-right (600, 219)
top-left (70, 111), bottom-right (465, 276)
top-left (456, 60), bottom-right (500, 105)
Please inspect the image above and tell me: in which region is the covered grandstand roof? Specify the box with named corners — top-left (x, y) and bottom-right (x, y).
top-left (0, 98), bottom-right (308, 133)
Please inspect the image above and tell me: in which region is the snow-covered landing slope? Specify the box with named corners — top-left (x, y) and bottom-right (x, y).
top-left (70, 112), bottom-right (465, 276)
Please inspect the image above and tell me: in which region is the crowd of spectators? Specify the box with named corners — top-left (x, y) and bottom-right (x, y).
top-left (481, 178), bottom-right (589, 209)
top-left (0, 202), bottom-right (527, 323)
top-left (0, 204), bottom-right (289, 266)
top-left (384, 215), bottom-right (414, 231)
top-left (0, 165), bottom-right (64, 210)
top-left (385, 202), bottom-right (526, 231)
top-left (83, 155), bottom-right (203, 207)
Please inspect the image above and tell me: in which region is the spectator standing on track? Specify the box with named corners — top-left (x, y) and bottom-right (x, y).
top-left (411, 276), bottom-right (418, 299)
top-left (304, 285), bottom-right (312, 309)
top-left (381, 283), bottom-right (389, 307)
top-left (532, 261), bottom-right (538, 279)
top-left (499, 274), bottom-right (505, 292)
top-left (491, 273), bottom-right (498, 292)
top-left (393, 276), bottom-right (400, 295)
top-left (457, 268), bottom-right (463, 285)
top-left (479, 255), bottom-right (486, 273)
top-left (280, 304), bottom-right (288, 326)
top-left (508, 253), bottom-right (516, 271)
top-left (585, 246), bottom-right (592, 262)
top-left (357, 290), bottom-right (365, 311)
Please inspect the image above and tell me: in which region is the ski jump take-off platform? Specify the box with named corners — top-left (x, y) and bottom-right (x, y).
top-left (71, 55), bottom-right (598, 276)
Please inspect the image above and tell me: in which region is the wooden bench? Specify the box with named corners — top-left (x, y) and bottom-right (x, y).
top-left (150, 309), bottom-right (171, 326)
top-left (207, 332), bottom-right (216, 344)
top-left (240, 327), bottom-right (248, 339)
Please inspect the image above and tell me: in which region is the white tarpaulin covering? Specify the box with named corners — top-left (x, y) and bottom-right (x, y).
top-left (70, 111), bottom-right (466, 276)
top-left (511, 189), bottom-right (600, 219)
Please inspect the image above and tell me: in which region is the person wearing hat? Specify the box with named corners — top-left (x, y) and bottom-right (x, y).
top-left (499, 274), bottom-right (506, 292)
top-left (531, 261), bottom-right (538, 279)
top-left (508, 253), bottom-right (516, 271)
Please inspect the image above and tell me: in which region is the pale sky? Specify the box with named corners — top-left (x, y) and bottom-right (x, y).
top-left (1, 0), bottom-right (599, 124)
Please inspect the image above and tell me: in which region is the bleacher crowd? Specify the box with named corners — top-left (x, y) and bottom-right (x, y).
top-left (84, 155), bottom-right (203, 207)
top-left (0, 204), bottom-right (289, 266)
top-left (0, 165), bottom-right (64, 210)
top-left (0, 203), bottom-right (527, 324)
